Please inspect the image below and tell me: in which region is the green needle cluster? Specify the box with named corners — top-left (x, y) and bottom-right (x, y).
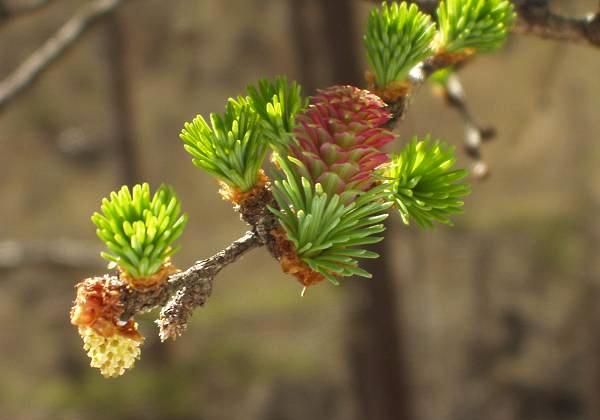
top-left (270, 156), bottom-right (392, 285)
top-left (180, 96), bottom-right (267, 192)
top-left (384, 137), bottom-right (470, 228)
top-left (91, 183), bottom-right (188, 278)
top-left (247, 76), bottom-right (307, 151)
top-left (365, 1), bottom-right (436, 87)
top-left (429, 67), bottom-right (454, 86)
top-left (437, 0), bottom-right (516, 53)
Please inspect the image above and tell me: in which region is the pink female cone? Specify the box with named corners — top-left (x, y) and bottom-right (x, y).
top-left (290, 85), bottom-right (395, 199)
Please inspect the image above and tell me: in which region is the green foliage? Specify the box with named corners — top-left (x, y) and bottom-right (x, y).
top-left (91, 184), bottom-right (188, 278)
top-left (383, 137), bottom-right (470, 228)
top-left (429, 67), bottom-right (454, 86)
top-left (180, 96), bottom-right (267, 192)
top-left (364, 1), bottom-right (436, 87)
top-left (437, 0), bottom-right (515, 53)
top-left (269, 155), bottom-right (392, 284)
top-left (246, 76), bottom-right (307, 151)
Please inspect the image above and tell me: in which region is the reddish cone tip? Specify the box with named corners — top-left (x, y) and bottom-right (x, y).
top-left (290, 85), bottom-right (395, 197)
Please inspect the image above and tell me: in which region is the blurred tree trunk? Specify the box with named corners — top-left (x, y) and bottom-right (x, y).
top-left (288, 0), bottom-right (319, 94)
top-left (316, 2), bottom-right (413, 419)
top-left (104, 11), bottom-right (139, 186)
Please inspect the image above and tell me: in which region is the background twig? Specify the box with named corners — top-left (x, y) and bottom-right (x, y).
top-left (0, 0), bottom-right (53, 25)
top-left (0, 0), bottom-right (124, 113)
top-left (512, 0), bottom-right (600, 48)
top-left (0, 239), bottom-right (102, 270)
top-left (441, 73), bottom-right (496, 179)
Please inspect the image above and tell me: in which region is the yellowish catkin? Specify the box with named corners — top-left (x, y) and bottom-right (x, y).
top-left (79, 326), bottom-right (143, 378)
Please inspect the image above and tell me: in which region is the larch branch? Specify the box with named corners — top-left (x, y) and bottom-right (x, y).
top-left (365, 0), bottom-right (600, 49)
top-left (119, 230), bottom-right (263, 329)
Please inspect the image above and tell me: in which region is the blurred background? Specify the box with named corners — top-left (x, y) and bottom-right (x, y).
top-left (1, 0), bottom-right (599, 419)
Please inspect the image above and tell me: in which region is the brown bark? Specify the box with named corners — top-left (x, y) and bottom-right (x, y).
top-left (103, 10), bottom-right (139, 185)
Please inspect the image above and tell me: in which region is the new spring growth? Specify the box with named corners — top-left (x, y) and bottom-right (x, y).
top-left (91, 183), bottom-right (187, 281)
top-left (287, 85), bottom-right (395, 203)
top-left (71, 0), bottom-right (500, 379)
top-left (180, 96), bottom-right (268, 193)
top-left (382, 137), bottom-right (471, 228)
top-left (365, 2), bottom-right (436, 88)
top-left (270, 155), bottom-right (392, 285)
top-left (267, 85), bottom-right (396, 286)
top-left (246, 76), bottom-right (307, 151)
top-left (437, 0), bottom-right (516, 53)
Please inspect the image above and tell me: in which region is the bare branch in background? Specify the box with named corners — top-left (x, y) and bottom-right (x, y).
top-left (366, 0), bottom-right (600, 48)
top-left (0, 239), bottom-right (103, 270)
top-left (0, 0), bottom-right (53, 25)
top-left (440, 74), bottom-right (496, 179)
top-left (0, 0), bottom-right (124, 113)
top-left (512, 0), bottom-right (600, 48)
top-left (389, 53), bottom-right (462, 124)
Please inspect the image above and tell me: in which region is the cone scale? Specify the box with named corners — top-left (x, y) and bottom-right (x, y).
top-left (271, 85), bottom-right (395, 287)
top-left (288, 86), bottom-right (395, 200)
